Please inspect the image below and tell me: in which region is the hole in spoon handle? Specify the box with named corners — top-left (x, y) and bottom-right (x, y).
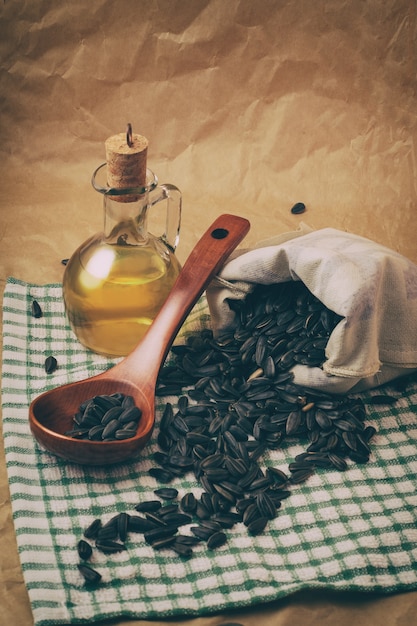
top-left (211, 227), bottom-right (229, 239)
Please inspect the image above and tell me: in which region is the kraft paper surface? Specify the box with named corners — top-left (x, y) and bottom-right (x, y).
top-left (1, 1), bottom-right (417, 625)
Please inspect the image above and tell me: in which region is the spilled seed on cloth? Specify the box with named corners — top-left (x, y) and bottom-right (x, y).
top-left (31, 299), bottom-right (43, 318)
top-left (44, 355), bottom-right (58, 374)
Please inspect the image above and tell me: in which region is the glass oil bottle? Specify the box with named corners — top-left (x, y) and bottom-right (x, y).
top-left (62, 162), bottom-right (182, 357)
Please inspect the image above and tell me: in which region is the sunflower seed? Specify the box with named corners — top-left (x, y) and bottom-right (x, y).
top-left (117, 512), bottom-right (130, 542)
top-left (207, 531), bottom-right (227, 549)
top-left (118, 406), bottom-right (142, 423)
top-left (368, 394), bottom-right (398, 405)
top-left (242, 502), bottom-right (260, 526)
top-left (143, 524), bottom-right (179, 544)
top-left (256, 492), bottom-right (276, 519)
top-left (148, 468), bottom-right (174, 482)
top-left (31, 300), bottom-right (43, 318)
top-left (135, 500), bottom-right (162, 513)
top-left (162, 512), bottom-right (192, 526)
top-left (154, 487), bottom-right (178, 500)
top-left (151, 536), bottom-right (177, 550)
top-left (172, 542), bottom-right (193, 557)
top-left (44, 355), bottom-right (58, 374)
top-left (95, 539), bottom-right (126, 553)
top-left (211, 513), bottom-right (241, 528)
top-left (84, 518), bottom-right (102, 539)
top-left (145, 512), bottom-right (167, 527)
top-left (96, 523), bottom-right (119, 541)
top-left (247, 516), bottom-right (268, 535)
top-left (77, 563), bottom-right (102, 585)
top-left (328, 452), bottom-right (348, 471)
top-left (266, 467), bottom-right (289, 485)
top-left (190, 525), bottom-right (215, 540)
top-left (175, 534), bottom-right (202, 546)
top-left (77, 539), bottom-right (93, 560)
top-left (289, 468), bottom-right (315, 484)
top-left (290, 202), bottom-right (306, 214)
top-left (101, 419), bottom-right (120, 440)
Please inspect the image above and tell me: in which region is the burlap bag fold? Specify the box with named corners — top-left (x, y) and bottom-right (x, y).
top-left (206, 227), bottom-right (417, 393)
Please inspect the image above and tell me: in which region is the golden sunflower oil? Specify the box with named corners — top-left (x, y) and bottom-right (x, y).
top-left (63, 236), bottom-right (181, 357)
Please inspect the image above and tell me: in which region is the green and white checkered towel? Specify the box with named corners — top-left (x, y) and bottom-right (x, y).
top-left (2, 277), bottom-right (417, 626)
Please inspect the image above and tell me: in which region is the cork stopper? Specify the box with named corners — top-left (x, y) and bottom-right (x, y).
top-left (105, 124), bottom-right (148, 201)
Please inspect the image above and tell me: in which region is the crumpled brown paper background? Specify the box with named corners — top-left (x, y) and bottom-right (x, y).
top-left (1, 1), bottom-right (416, 625)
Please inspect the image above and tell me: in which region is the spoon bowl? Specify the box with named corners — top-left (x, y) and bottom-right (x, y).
top-left (29, 214), bottom-right (250, 465)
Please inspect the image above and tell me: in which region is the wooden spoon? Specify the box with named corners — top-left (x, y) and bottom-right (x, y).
top-left (29, 214), bottom-right (250, 465)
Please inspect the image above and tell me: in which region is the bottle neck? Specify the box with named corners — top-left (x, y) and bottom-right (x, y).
top-left (103, 195), bottom-right (149, 245)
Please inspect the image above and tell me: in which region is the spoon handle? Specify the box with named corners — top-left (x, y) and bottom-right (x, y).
top-left (115, 213), bottom-right (250, 386)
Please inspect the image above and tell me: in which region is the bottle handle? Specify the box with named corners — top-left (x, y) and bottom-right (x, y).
top-left (149, 183), bottom-right (182, 252)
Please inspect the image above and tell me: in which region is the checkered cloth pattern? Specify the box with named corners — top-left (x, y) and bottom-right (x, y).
top-left (2, 277), bottom-right (417, 626)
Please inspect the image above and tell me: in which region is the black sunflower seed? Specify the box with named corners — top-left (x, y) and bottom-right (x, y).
top-left (118, 406), bottom-right (142, 423)
top-left (256, 492), bottom-right (276, 519)
top-left (328, 452), bottom-right (348, 471)
top-left (181, 492), bottom-right (197, 513)
top-left (145, 512), bottom-right (167, 527)
top-left (211, 512), bottom-right (240, 528)
top-left (77, 563), bottom-right (102, 585)
top-left (114, 428), bottom-right (136, 440)
top-left (101, 418), bottom-right (120, 440)
top-left (135, 500), bottom-right (162, 513)
top-left (266, 467), bottom-right (289, 485)
top-left (290, 202), bottom-right (306, 214)
top-left (96, 524), bottom-right (119, 541)
top-left (94, 394), bottom-right (120, 411)
top-left (84, 518), bottom-right (102, 540)
top-left (199, 519), bottom-right (222, 533)
top-left (286, 410), bottom-right (302, 435)
top-left (162, 512), bottom-right (192, 526)
top-left (368, 394), bottom-right (398, 405)
top-left (100, 405), bottom-right (123, 426)
top-left (95, 539), bottom-right (126, 553)
top-left (150, 536), bottom-right (177, 550)
top-left (242, 502), bottom-right (260, 526)
top-left (172, 542), bottom-right (193, 558)
top-left (158, 503), bottom-right (179, 517)
top-left (175, 534), bottom-right (202, 546)
top-left (148, 468), bottom-right (174, 482)
top-left (77, 539), bottom-right (93, 560)
top-left (207, 531), bottom-right (227, 549)
top-left (289, 467), bottom-right (315, 484)
top-left (154, 487), bottom-right (178, 500)
top-left (190, 525), bottom-right (215, 540)
top-left (247, 516), bottom-right (268, 535)
top-left (195, 501), bottom-right (212, 520)
top-left (117, 512), bottom-right (130, 542)
top-left (88, 424), bottom-right (105, 440)
top-left (31, 299), bottom-right (43, 318)
top-left (44, 355), bottom-right (58, 374)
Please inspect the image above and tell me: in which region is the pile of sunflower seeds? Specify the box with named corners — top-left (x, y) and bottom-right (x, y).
top-left (76, 280), bottom-right (381, 584)
top-left (151, 281), bottom-right (377, 531)
top-left (77, 485), bottom-right (244, 584)
top-left (65, 393), bottom-right (142, 441)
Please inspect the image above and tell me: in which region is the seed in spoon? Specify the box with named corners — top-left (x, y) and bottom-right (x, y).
top-left (65, 393), bottom-right (142, 441)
